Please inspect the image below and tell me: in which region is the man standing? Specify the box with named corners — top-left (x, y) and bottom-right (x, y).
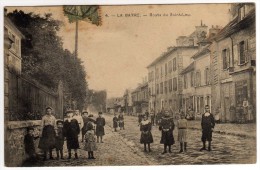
top-left (200, 105), bottom-right (215, 151)
top-left (95, 112), bottom-right (106, 143)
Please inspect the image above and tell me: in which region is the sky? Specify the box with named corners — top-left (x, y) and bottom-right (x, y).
top-left (6, 4), bottom-right (231, 98)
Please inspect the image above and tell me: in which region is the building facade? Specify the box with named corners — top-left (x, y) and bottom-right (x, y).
top-left (210, 3), bottom-right (256, 122)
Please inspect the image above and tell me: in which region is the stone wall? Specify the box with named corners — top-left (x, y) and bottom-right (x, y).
top-left (5, 120), bottom-right (41, 167)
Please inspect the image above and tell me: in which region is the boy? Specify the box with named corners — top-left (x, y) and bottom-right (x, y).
top-left (55, 120), bottom-right (64, 159)
top-left (24, 127), bottom-right (39, 162)
top-left (113, 114), bottom-right (118, 132)
top-left (95, 112), bottom-right (106, 143)
top-left (177, 112), bottom-right (188, 153)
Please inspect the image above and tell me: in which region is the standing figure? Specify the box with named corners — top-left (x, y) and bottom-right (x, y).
top-left (159, 110), bottom-right (175, 154)
top-left (150, 110), bottom-right (155, 126)
top-left (140, 115), bottom-right (153, 152)
top-left (242, 98), bottom-right (249, 122)
top-left (63, 110), bottom-right (80, 159)
top-left (95, 112), bottom-right (106, 143)
top-left (118, 112), bottom-right (125, 130)
top-left (247, 104), bottom-right (254, 123)
top-left (113, 114), bottom-right (119, 132)
top-left (73, 110), bottom-right (84, 142)
top-left (200, 105), bottom-right (215, 151)
top-left (81, 111), bottom-right (89, 142)
top-left (145, 110), bottom-right (149, 118)
top-left (214, 107), bottom-right (220, 124)
top-left (24, 127), bottom-right (39, 162)
top-left (55, 120), bottom-right (64, 160)
top-left (38, 107), bottom-right (56, 161)
top-left (84, 122), bottom-right (97, 159)
top-left (177, 112), bottom-right (188, 153)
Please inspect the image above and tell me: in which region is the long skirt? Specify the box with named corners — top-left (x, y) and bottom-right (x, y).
top-left (84, 142), bottom-right (97, 151)
top-left (140, 131), bottom-right (153, 144)
top-left (160, 130), bottom-right (174, 145)
top-left (38, 125), bottom-right (56, 151)
top-left (66, 135), bottom-right (79, 149)
top-left (96, 126), bottom-right (105, 136)
top-left (178, 129), bottom-right (187, 142)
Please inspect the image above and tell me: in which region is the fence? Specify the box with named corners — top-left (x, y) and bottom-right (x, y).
top-left (7, 73), bottom-right (64, 121)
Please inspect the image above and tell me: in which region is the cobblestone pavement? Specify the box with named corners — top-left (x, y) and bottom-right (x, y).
top-left (40, 113), bottom-right (256, 166)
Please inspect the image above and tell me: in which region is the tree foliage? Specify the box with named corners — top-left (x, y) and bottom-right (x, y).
top-left (7, 10), bottom-right (88, 111)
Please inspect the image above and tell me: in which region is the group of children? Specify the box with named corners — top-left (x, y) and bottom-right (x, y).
top-left (113, 112), bottom-right (125, 132)
top-left (24, 108), bottom-right (100, 164)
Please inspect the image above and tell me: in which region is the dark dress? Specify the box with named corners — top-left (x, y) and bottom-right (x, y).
top-left (159, 116), bottom-right (175, 145)
top-left (82, 117), bottom-right (91, 136)
top-left (201, 112), bottom-right (215, 142)
top-left (140, 121), bottom-right (153, 144)
top-left (118, 115), bottom-right (124, 128)
top-left (63, 119), bottom-right (80, 149)
top-left (96, 117), bottom-right (106, 136)
top-left (55, 127), bottom-right (64, 150)
top-left (38, 125), bottom-right (56, 151)
top-left (24, 134), bottom-right (39, 157)
top-left (113, 116), bottom-right (118, 128)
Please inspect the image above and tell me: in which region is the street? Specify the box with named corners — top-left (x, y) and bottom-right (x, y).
top-left (40, 114), bottom-right (256, 166)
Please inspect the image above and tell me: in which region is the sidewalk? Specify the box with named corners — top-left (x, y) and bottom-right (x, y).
top-left (187, 120), bottom-right (256, 139)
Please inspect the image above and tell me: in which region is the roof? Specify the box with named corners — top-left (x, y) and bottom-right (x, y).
top-left (180, 62), bottom-right (194, 75)
top-left (191, 45), bottom-right (211, 60)
top-left (4, 16), bottom-right (25, 39)
top-left (147, 46), bottom-right (198, 68)
top-left (214, 8), bottom-right (255, 42)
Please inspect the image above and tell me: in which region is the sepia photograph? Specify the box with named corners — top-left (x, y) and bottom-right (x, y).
top-left (1, 0), bottom-right (258, 168)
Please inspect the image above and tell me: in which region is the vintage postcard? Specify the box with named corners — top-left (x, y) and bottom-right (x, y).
top-left (2, 1), bottom-right (257, 168)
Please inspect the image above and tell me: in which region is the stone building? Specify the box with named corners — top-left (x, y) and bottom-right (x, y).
top-left (131, 82), bottom-right (149, 115)
top-left (147, 24), bottom-right (207, 114)
top-left (210, 3), bottom-right (256, 122)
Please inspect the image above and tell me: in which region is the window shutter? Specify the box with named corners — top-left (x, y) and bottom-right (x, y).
top-left (245, 39), bottom-right (249, 62)
top-left (233, 44), bottom-right (238, 65)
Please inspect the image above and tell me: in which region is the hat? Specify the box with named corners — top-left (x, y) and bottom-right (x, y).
top-left (98, 112), bottom-right (103, 115)
top-left (86, 122), bottom-right (94, 131)
top-left (88, 114), bottom-right (93, 117)
top-left (46, 106), bottom-right (52, 110)
top-left (56, 120), bottom-right (64, 125)
top-left (66, 110), bottom-right (74, 114)
top-left (27, 126), bottom-right (34, 132)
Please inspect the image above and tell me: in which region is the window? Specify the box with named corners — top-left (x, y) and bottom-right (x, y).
top-left (205, 68), bottom-right (210, 85)
top-left (184, 74), bottom-right (187, 89)
top-left (169, 79), bottom-right (172, 92)
top-left (160, 82), bottom-right (163, 94)
top-left (239, 5), bottom-right (246, 21)
top-left (151, 71), bottom-right (154, 81)
top-left (196, 71), bottom-right (201, 86)
top-left (191, 71), bottom-right (194, 87)
top-left (156, 84), bottom-right (159, 94)
top-left (156, 68), bottom-right (159, 79)
top-left (173, 58), bottom-right (177, 71)
top-left (238, 40), bottom-right (248, 65)
top-left (173, 77), bottom-right (177, 91)
top-left (165, 63), bottom-right (168, 75)
top-left (164, 81), bottom-right (168, 94)
top-left (222, 48), bottom-right (230, 69)
top-left (161, 66), bottom-right (163, 77)
top-left (168, 60), bottom-right (172, 73)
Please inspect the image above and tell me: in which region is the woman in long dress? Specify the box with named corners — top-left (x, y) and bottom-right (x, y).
top-left (38, 107), bottom-right (56, 160)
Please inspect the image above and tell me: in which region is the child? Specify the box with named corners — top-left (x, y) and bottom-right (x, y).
top-left (113, 114), bottom-right (118, 132)
top-left (177, 112), bottom-right (188, 153)
top-left (84, 123), bottom-right (97, 159)
top-left (55, 120), bottom-right (64, 160)
top-left (118, 112), bottom-right (125, 130)
top-left (140, 114), bottom-right (153, 152)
top-left (24, 127), bottom-right (39, 162)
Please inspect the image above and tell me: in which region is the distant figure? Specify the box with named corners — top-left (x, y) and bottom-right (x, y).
top-left (214, 107), bottom-right (220, 124)
top-left (247, 104), bottom-right (254, 122)
top-left (159, 110), bottom-right (175, 154)
top-left (55, 120), bottom-right (64, 160)
top-left (95, 112), bottom-right (106, 143)
top-left (242, 98), bottom-right (249, 121)
top-left (113, 114), bottom-right (119, 132)
top-left (140, 114), bottom-right (153, 152)
top-left (200, 105), bottom-right (215, 152)
top-left (38, 106), bottom-right (56, 161)
top-left (150, 110), bottom-right (155, 126)
top-left (177, 112), bottom-right (188, 153)
top-left (63, 110), bottom-right (80, 159)
top-left (145, 110), bottom-right (149, 118)
top-left (84, 122), bottom-right (97, 159)
top-left (118, 112), bottom-right (125, 130)
top-left (24, 127), bottom-right (39, 162)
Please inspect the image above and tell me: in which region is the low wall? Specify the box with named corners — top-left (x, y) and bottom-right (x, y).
top-left (5, 120), bottom-right (41, 167)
